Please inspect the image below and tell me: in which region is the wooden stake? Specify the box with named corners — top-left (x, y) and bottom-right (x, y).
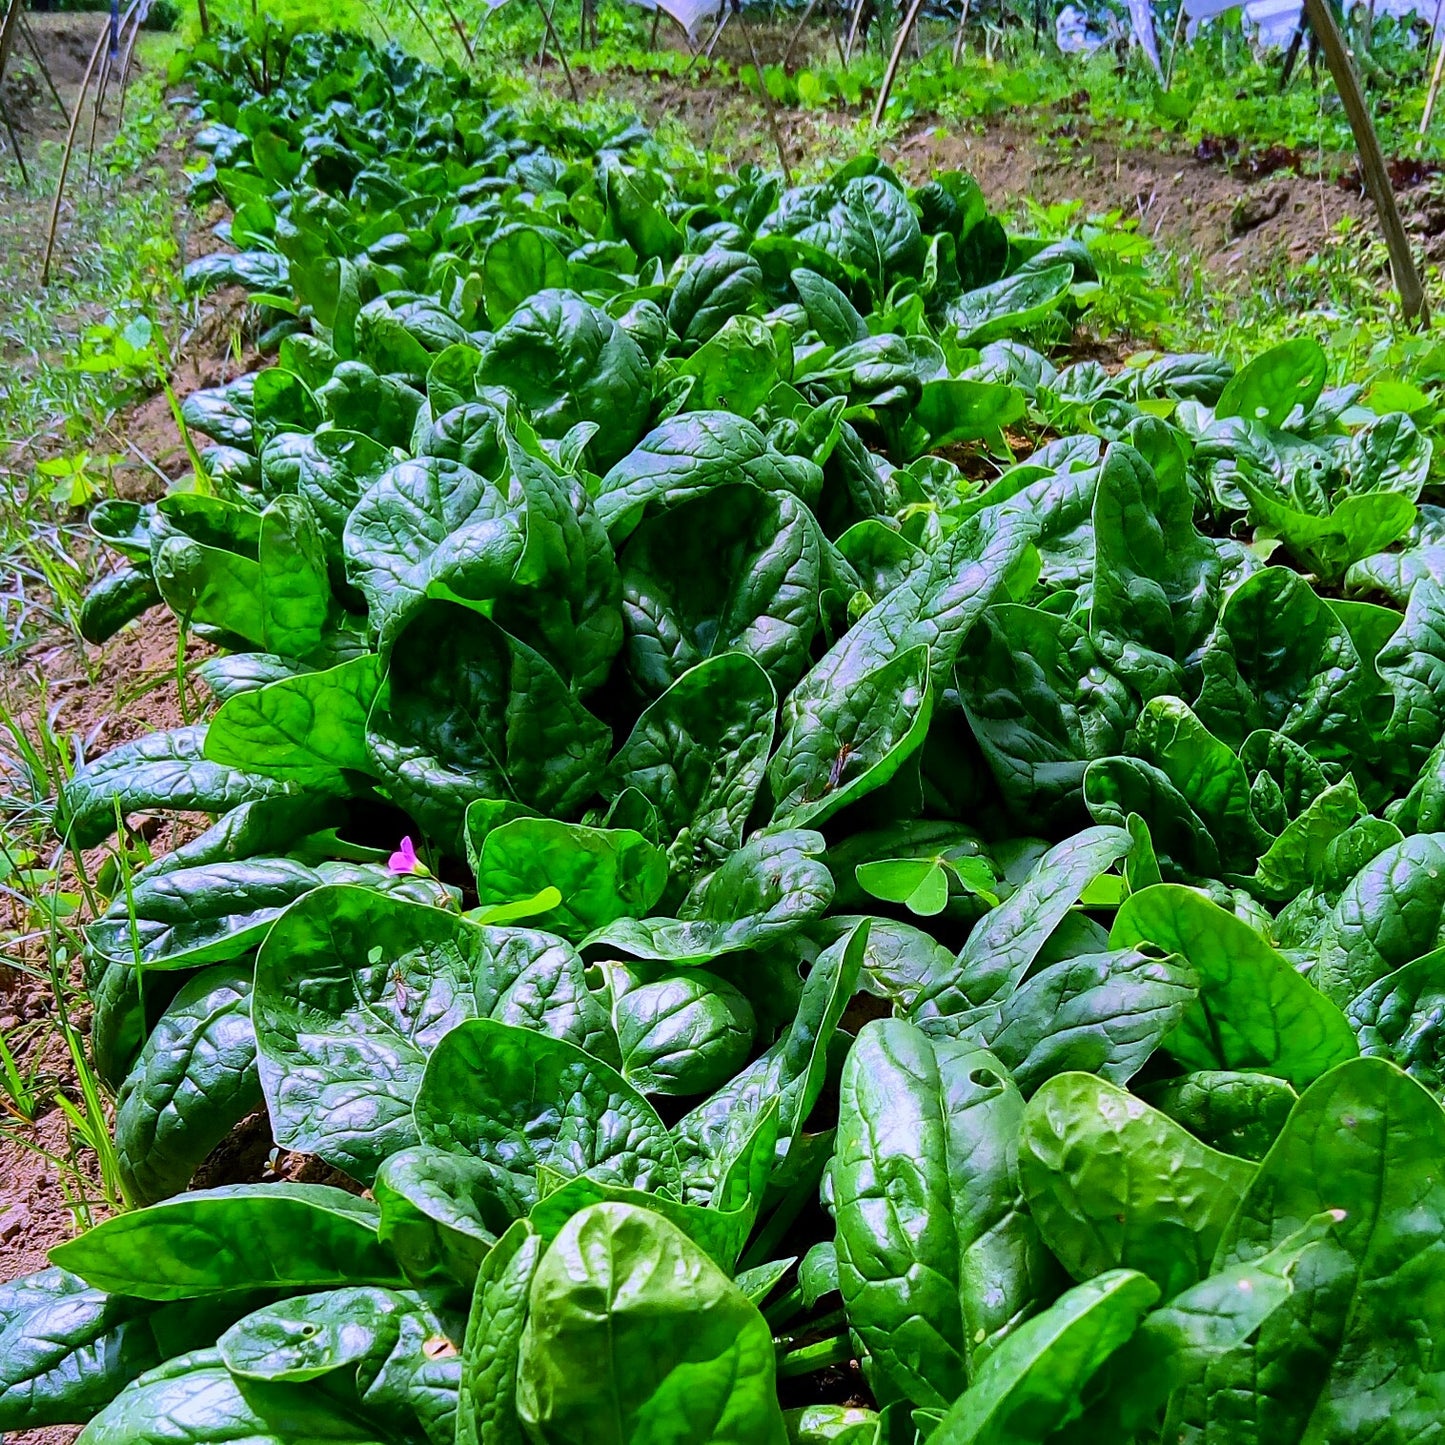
top-left (1423, 4), bottom-right (1445, 134)
top-left (1163, 0), bottom-right (1187, 89)
top-left (951, 0), bottom-right (971, 64)
top-left (742, 14), bottom-right (792, 185)
top-left (42, 17), bottom-right (114, 285)
top-left (1422, 0), bottom-right (1445, 94)
top-left (392, 0), bottom-right (449, 62)
top-left (783, 0), bottom-right (821, 70)
top-left (842, 0), bottom-right (867, 65)
top-left (436, 0), bottom-right (475, 62)
top-left (116, 3), bottom-right (147, 128)
top-left (1304, 0), bottom-right (1429, 325)
top-left (85, 42), bottom-right (115, 187)
top-left (1, 99), bottom-right (28, 188)
top-left (872, 0), bottom-right (925, 126)
top-left (0, 0), bottom-right (23, 91)
top-left (533, 0), bottom-right (579, 99)
top-left (20, 17), bottom-right (68, 117)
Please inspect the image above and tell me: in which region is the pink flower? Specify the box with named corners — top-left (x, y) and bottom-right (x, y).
top-left (388, 837), bottom-right (429, 877)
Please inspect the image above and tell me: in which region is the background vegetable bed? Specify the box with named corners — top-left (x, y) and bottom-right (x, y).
top-left (4, 23), bottom-right (1445, 1445)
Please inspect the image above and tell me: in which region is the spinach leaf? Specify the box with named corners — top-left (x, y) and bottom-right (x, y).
top-left (619, 483), bottom-right (829, 696)
top-left (468, 816), bottom-right (668, 942)
top-left (1019, 1072), bottom-right (1255, 1295)
top-left (1112, 884), bottom-right (1358, 1086)
top-left (587, 829), bottom-right (834, 965)
top-left (477, 289), bottom-right (651, 468)
top-left (0, 1271), bottom-right (254, 1431)
top-left (923, 1270), bottom-right (1159, 1445)
top-left (516, 1203), bottom-right (787, 1445)
top-left (114, 964), bottom-right (263, 1206)
top-left (595, 412), bottom-right (823, 545)
top-left (51, 1186), bottom-right (402, 1301)
top-left (254, 886), bottom-right (613, 1181)
top-left (911, 824), bottom-right (1131, 1020)
top-left (58, 726), bottom-right (294, 849)
top-left (833, 1021), bottom-right (1051, 1407)
top-left (412, 1018), bottom-right (681, 1209)
top-left (602, 653), bottom-right (776, 880)
top-left (203, 655), bottom-right (381, 792)
top-left (457, 1221), bottom-right (542, 1445)
top-left (1315, 832), bottom-right (1445, 999)
top-left (1172, 1058), bottom-right (1445, 1442)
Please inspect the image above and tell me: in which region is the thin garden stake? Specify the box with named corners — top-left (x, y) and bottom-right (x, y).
top-left (117, 2), bottom-right (149, 129)
top-left (1424, 8), bottom-right (1445, 134)
top-left (0, 100), bottom-right (29, 188)
top-left (742, 14), bottom-right (793, 185)
top-left (85, 41), bottom-right (117, 188)
top-left (20, 18), bottom-right (68, 117)
top-left (873, 0), bottom-right (926, 126)
top-left (436, 0), bottom-right (475, 62)
top-left (783, 0), bottom-right (821, 69)
top-left (951, 0), bottom-right (972, 64)
top-left (0, 0), bottom-right (24, 93)
top-left (1280, 16), bottom-right (1306, 89)
top-left (679, 7), bottom-right (727, 78)
top-left (392, 0), bottom-right (450, 63)
top-left (843, 0), bottom-right (868, 65)
top-left (1303, 0), bottom-right (1429, 325)
top-left (1422, 0), bottom-right (1445, 95)
top-left (533, 0), bottom-right (579, 100)
top-left (42, 16), bottom-right (116, 286)
top-left (1163, 0), bottom-right (1187, 89)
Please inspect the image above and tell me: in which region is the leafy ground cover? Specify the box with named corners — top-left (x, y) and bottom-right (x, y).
top-left (3, 19), bottom-right (1445, 1445)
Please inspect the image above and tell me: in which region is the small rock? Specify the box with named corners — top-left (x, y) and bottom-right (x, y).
top-left (0, 1205), bottom-right (31, 1242)
top-left (1229, 184), bottom-right (1288, 237)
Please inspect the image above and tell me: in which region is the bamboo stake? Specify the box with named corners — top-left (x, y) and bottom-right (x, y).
top-left (436, 0), bottom-right (475, 62)
top-left (842, 0), bottom-right (867, 65)
top-left (392, 0), bottom-right (449, 62)
top-left (533, 0), bottom-right (579, 99)
top-left (783, 0), bottom-right (821, 69)
top-left (85, 43), bottom-right (116, 186)
top-left (1280, 16), bottom-right (1306, 90)
top-left (1163, 0), bottom-right (1187, 89)
top-left (698, 7), bottom-right (731, 78)
top-left (680, 6), bottom-right (728, 77)
top-left (1, 100), bottom-right (28, 188)
top-left (20, 18), bottom-right (68, 116)
top-left (42, 17), bottom-right (114, 286)
top-left (742, 14), bottom-right (793, 184)
top-left (872, 0), bottom-right (926, 125)
top-left (951, 0), bottom-right (971, 64)
top-left (116, 3), bottom-right (148, 129)
top-left (1421, 0), bottom-right (1445, 96)
top-left (1304, 0), bottom-right (1429, 325)
top-left (0, 0), bottom-right (23, 92)
top-left (1423, 6), bottom-right (1445, 134)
